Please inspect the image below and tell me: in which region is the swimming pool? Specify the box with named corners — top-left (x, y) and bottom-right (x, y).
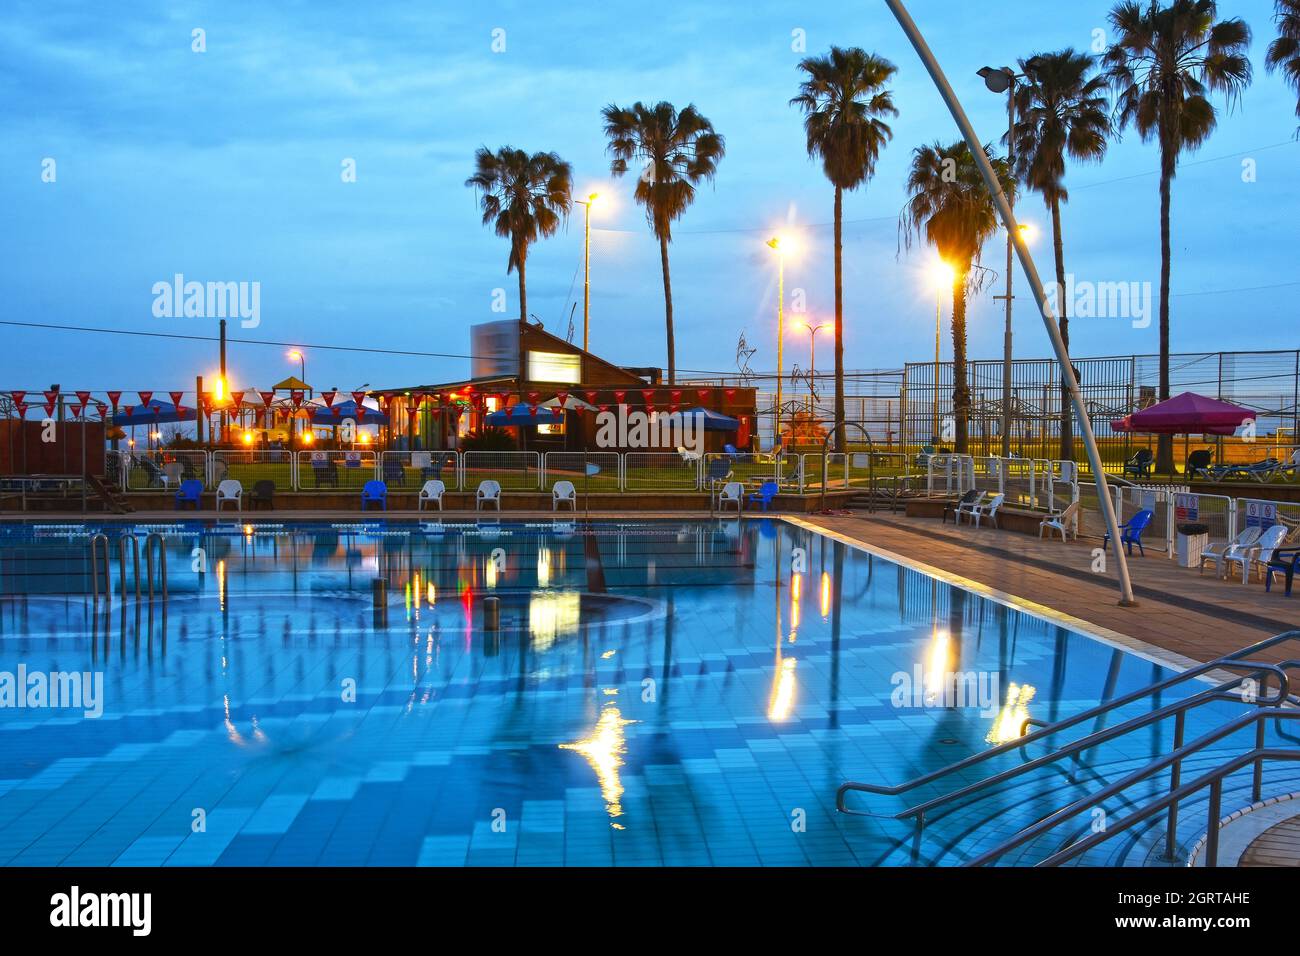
top-left (0, 517), bottom-right (1291, 867)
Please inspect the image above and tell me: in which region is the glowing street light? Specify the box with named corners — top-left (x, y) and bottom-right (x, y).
top-left (576, 193), bottom-right (600, 352)
top-left (803, 321), bottom-right (831, 381)
top-left (766, 235), bottom-right (798, 447)
top-left (287, 349), bottom-right (305, 382)
top-left (929, 260), bottom-right (955, 442)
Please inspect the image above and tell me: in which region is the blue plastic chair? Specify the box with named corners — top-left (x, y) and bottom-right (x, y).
top-left (747, 480), bottom-right (779, 512)
top-left (1264, 547), bottom-right (1300, 597)
top-left (1102, 508), bottom-right (1154, 556)
top-left (174, 479), bottom-right (203, 510)
top-left (361, 480), bottom-right (387, 511)
top-left (723, 443), bottom-right (739, 461)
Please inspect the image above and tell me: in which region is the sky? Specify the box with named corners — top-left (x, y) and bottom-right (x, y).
top-left (1, 0), bottom-right (1297, 397)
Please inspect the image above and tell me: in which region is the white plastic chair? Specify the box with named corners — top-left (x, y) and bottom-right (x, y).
top-left (718, 481), bottom-right (744, 513)
top-left (1039, 499), bottom-right (1080, 542)
top-left (1224, 524), bottom-right (1288, 584)
top-left (418, 479), bottom-right (445, 511)
top-left (969, 493), bottom-right (1004, 529)
top-left (677, 445), bottom-right (701, 463)
top-left (953, 491), bottom-right (986, 525)
top-left (552, 480), bottom-right (576, 511)
top-left (476, 479), bottom-right (501, 511)
top-left (1199, 525), bottom-right (1263, 578)
top-left (162, 461), bottom-right (182, 489)
top-left (215, 479), bottom-right (243, 511)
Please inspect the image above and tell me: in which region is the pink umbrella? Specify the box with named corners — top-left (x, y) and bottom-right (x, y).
top-left (1111, 392), bottom-right (1255, 436)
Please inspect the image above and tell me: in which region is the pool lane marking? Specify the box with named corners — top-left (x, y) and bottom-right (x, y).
top-left (781, 515), bottom-right (1217, 682)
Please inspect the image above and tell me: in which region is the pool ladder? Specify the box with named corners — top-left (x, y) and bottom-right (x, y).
top-left (90, 532), bottom-right (168, 605)
top-left (835, 629), bottom-right (1300, 866)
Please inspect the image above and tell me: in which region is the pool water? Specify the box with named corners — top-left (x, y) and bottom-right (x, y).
top-left (0, 518), bottom-right (1291, 867)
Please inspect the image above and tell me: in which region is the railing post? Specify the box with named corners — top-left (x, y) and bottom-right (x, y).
top-left (1205, 779), bottom-right (1223, 867)
top-left (1163, 710), bottom-right (1185, 861)
top-left (1227, 498), bottom-right (1238, 541)
top-left (1253, 711), bottom-right (1266, 803)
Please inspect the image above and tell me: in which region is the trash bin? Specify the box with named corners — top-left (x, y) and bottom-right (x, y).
top-left (1176, 522), bottom-right (1210, 568)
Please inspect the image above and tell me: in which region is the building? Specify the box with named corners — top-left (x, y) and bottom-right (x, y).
top-left (373, 320), bottom-right (757, 453)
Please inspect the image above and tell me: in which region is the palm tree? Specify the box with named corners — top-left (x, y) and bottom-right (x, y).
top-left (465, 147), bottom-right (573, 324)
top-left (1103, 0), bottom-right (1251, 473)
top-left (901, 141), bottom-right (1017, 454)
top-left (791, 47), bottom-right (898, 453)
top-left (1266, 0), bottom-right (1300, 131)
top-left (602, 101), bottom-right (725, 384)
top-left (1010, 49), bottom-right (1111, 462)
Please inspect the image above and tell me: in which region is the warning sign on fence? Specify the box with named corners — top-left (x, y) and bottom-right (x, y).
top-left (1245, 501), bottom-right (1278, 529)
top-left (1173, 493), bottom-right (1199, 522)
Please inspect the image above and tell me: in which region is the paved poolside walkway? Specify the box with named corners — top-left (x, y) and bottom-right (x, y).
top-left (798, 510), bottom-right (1299, 667)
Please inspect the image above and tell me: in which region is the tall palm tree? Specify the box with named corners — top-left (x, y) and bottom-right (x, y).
top-left (901, 141), bottom-right (1017, 454)
top-left (465, 147), bottom-right (573, 324)
top-left (602, 101), bottom-right (725, 383)
top-left (791, 47), bottom-right (898, 453)
top-left (1010, 49), bottom-right (1111, 461)
top-left (1266, 0), bottom-right (1300, 130)
top-left (1103, 0), bottom-right (1251, 473)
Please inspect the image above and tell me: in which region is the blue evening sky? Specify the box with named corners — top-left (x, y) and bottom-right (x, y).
top-left (1, 0), bottom-right (1296, 395)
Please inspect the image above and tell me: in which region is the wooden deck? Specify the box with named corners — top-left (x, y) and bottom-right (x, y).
top-left (1240, 817), bottom-right (1300, 866)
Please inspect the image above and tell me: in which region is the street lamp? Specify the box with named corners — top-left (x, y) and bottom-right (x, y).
top-left (929, 260), bottom-right (955, 443)
top-left (978, 61), bottom-right (1041, 458)
top-left (287, 349), bottom-right (306, 383)
top-left (575, 193), bottom-right (599, 352)
top-left (803, 321), bottom-right (831, 379)
top-left (766, 235), bottom-right (796, 449)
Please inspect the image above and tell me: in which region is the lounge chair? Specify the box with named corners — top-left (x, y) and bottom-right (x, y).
top-left (175, 478), bottom-right (203, 510)
top-left (250, 480), bottom-right (275, 510)
top-left (1275, 450), bottom-right (1300, 482)
top-left (418, 479), bottom-right (445, 511)
top-left (361, 480), bottom-right (387, 511)
top-left (1200, 525), bottom-right (1263, 578)
top-left (704, 458), bottom-right (733, 504)
top-left (718, 481), bottom-right (744, 513)
top-left (1122, 449), bottom-right (1153, 478)
top-left (1102, 508), bottom-right (1154, 556)
top-left (1224, 524), bottom-right (1288, 584)
top-left (1186, 449), bottom-right (1214, 480)
top-left (677, 445), bottom-right (701, 463)
top-left (476, 479), bottom-right (501, 511)
top-left (215, 479), bottom-right (243, 511)
top-left (1039, 499), bottom-right (1081, 542)
top-left (1215, 458), bottom-right (1281, 482)
top-left (747, 480), bottom-right (778, 512)
top-left (136, 456), bottom-right (166, 488)
top-left (552, 480), bottom-right (577, 511)
top-left (943, 490), bottom-right (981, 525)
top-left (1264, 545), bottom-right (1300, 596)
top-left (967, 492), bottom-right (1004, 529)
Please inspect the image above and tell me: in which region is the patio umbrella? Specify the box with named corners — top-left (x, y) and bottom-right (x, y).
top-left (309, 399), bottom-right (389, 425)
top-left (679, 406), bottom-right (740, 431)
top-left (1110, 392), bottom-right (1255, 436)
top-left (484, 404), bottom-right (563, 426)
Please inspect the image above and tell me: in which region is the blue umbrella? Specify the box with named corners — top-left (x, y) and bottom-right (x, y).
top-left (680, 406), bottom-right (739, 431)
top-left (113, 402), bottom-right (197, 426)
top-left (484, 404), bottom-right (563, 426)
top-left (310, 399), bottom-right (390, 425)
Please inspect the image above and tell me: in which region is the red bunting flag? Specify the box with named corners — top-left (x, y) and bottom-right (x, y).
top-left (725, 388), bottom-right (737, 397)
top-left (199, 392), bottom-right (213, 414)
top-left (641, 389), bottom-right (655, 412)
top-left (75, 390), bottom-right (91, 405)
top-left (289, 390), bottom-right (303, 408)
top-left (122, 404), bottom-right (133, 418)
top-left (613, 390), bottom-right (626, 404)
top-left (429, 405), bottom-right (442, 417)
top-left (331, 406), bottom-right (342, 418)
top-left (169, 391), bottom-right (185, 412)
top-left (70, 402), bottom-right (86, 418)
top-left (355, 404), bottom-right (367, 421)
top-left (320, 390), bottom-right (337, 407)
top-left (138, 391), bottom-right (153, 408)
top-left (44, 388), bottom-right (60, 406)
top-left (528, 403), bottom-right (539, 417)
top-left (10, 391), bottom-right (25, 406)
top-left (597, 404), bottom-right (610, 414)
top-left (13, 401), bottom-right (26, 417)
top-left (555, 391), bottom-right (569, 408)
top-left (696, 388), bottom-right (711, 402)
top-left (670, 390), bottom-right (681, 403)
top-left (259, 390), bottom-right (275, 408)
top-left (106, 391), bottom-right (121, 411)
top-left (43, 401), bottom-right (55, 417)
top-left (351, 391), bottom-right (367, 408)
top-left (229, 390), bottom-right (245, 409)
top-left (584, 390), bottom-right (599, 405)
top-left (449, 405), bottom-right (463, 421)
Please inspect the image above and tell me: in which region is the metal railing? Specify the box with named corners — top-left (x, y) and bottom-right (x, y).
top-left (837, 631), bottom-right (1300, 861)
top-left (297, 450), bottom-right (377, 491)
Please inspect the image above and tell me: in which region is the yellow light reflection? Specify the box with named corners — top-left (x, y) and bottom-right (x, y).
top-left (537, 547), bottom-right (551, 588)
top-left (768, 656), bottom-right (798, 721)
top-left (559, 701), bottom-right (637, 826)
top-left (528, 590), bottom-right (580, 649)
top-left (924, 630), bottom-right (950, 705)
top-left (789, 572), bottom-right (802, 640)
top-left (427, 582), bottom-right (436, 605)
top-left (217, 559), bottom-right (226, 610)
top-left (986, 682), bottom-right (1038, 745)
top-left (820, 571), bottom-right (831, 619)
top-left (485, 556), bottom-right (498, 589)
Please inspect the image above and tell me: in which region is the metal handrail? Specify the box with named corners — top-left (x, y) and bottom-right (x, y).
top-left (970, 708), bottom-right (1300, 867)
top-left (836, 629), bottom-right (1300, 815)
top-left (144, 532), bottom-right (168, 602)
top-left (118, 534), bottom-right (141, 602)
top-left (89, 533), bottom-right (110, 603)
top-left (818, 421), bottom-right (875, 514)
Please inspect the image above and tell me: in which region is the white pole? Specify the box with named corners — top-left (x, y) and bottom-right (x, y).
top-left (884, 0), bottom-right (1136, 606)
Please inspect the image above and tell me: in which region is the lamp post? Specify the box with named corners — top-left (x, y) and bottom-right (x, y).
top-left (767, 236), bottom-right (787, 449)
top-left (804, 321), bottom-right (830, 379)
top-left (287, 350), bottom-right (305, 447)
top-left (576, 193), bottom-right (599, 352)
top-left (930, 260), bottom-right (954, 444)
